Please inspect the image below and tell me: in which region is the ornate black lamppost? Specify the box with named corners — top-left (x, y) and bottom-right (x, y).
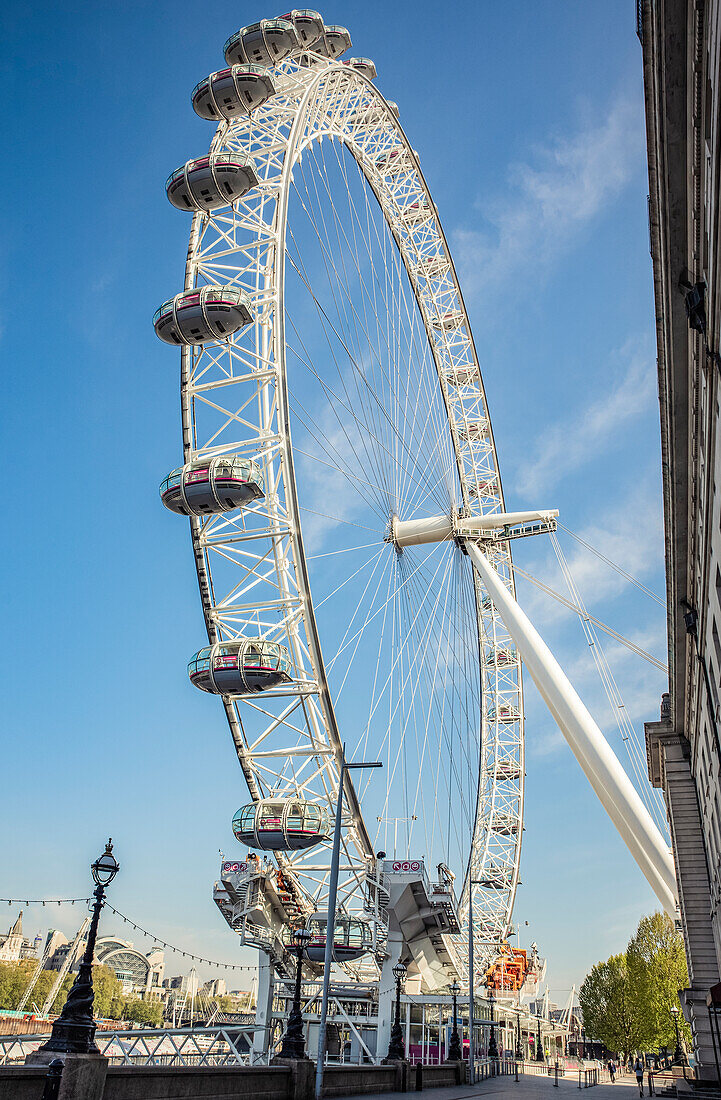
top-left (38, 840), bottom-right (119, 1055)
top-left (671, 1006), bottom-right (686, 1066)
top-left (536, 1017), bottom-right (544, 1061)
top-left (447, 980), bottom-right (462, 1060)
top-left (280, 926), bottom-right (312, 1059)
top-left (387, 961), bottom-right (407, 1060)
top-left (515, 1012), bottom-right (523, 1060)
top-left (487, 986), bottom-right (499, 1059)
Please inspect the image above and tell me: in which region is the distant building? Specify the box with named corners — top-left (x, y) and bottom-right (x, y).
top-left (44, 929), bottom-right (69, 970)
top-left (640, 0), bottom-right (721, 1079)
top-left (163, 971), bottom-right (200, 997)
top-left (93, 937), bottom-right (164, 997)
top-left (0, 911), bottom-right (40, 962)
top-left (203, 977), bottom-right (227, 998)
top-left (0, 912), bottom-right (25, 962)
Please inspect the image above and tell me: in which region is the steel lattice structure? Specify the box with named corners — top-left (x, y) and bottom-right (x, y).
top-left (160, 23), bottom-right (525, 985)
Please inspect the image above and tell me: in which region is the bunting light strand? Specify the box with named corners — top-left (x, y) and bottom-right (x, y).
top-left (104, 904), bottom-right (273, 972)
top-left (1, 898), bottom-right (91, 906)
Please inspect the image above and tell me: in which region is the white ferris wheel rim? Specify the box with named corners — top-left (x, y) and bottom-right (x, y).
top-left (175, 53), bottom-right (525, 977)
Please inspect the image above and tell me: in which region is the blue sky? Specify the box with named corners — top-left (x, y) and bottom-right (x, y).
top-left (0, 1), bottom-right (666, 1000)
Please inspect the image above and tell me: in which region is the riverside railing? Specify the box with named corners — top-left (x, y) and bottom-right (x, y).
top-left (0, 1024), bottom-right (263, 1067)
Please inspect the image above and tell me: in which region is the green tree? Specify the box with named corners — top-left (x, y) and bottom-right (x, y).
top-left (91, 965), bottom-right (124, 1020)
top-left (0, 961), bottom-right (73, 1014)
top-left (122, 998), bottom-right (163, 1027)
top-left (580, 953), bottom-right (643, 1054)
top-left (627, 911), bottom-right (691, 1051)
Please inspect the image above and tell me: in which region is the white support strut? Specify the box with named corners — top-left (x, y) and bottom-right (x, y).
top-left (465, 541), bottom-right (678, 914)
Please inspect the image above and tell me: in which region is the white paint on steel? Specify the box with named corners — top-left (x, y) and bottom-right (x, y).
top-left (466, 541), bottom-right (678, 914)
top-left (171, 47), bottom-right (525, 976)
top-left (391, 509), bottom-right (560, 546)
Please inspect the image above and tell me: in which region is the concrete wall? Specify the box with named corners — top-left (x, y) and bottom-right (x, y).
top-left (0, 1060), bottom-right (465, 1099)
top-left (0, 1066), bottom-right (47, 1100)
top-left (104, 1065), bottom-right (291, 1100)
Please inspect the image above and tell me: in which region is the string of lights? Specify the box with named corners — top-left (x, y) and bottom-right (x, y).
top-left (0, 895), bottom-right (273, 972)
top-left (104, 905), bottom-right (273, 971)
top-left (1, 898), bottom-right (91, 906)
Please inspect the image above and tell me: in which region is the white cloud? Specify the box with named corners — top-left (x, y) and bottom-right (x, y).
top-left (517, 472), bottom-right (664, 630)
top-left (515, 336), bottom-right (657, 497)
top-left (452, 93), bottom-right (644, 296)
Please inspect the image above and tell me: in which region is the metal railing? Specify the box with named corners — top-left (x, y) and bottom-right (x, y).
top-left (0, 1025), bottom-right (263, 1067)
top-left (578, 1067), bottom-right (600, 1088)
top-left (476, 1058), bottom-right (519, 1080)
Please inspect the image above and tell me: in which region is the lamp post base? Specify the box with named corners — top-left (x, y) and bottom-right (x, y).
top-left (280, 1007), bottom-right (308, 1061)
top-left (26, 1051), bottom-right (108, 1100)
top-left (386, 1021), bottom-right (405, 1061)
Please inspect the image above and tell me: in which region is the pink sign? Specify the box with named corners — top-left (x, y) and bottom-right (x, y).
top-left (391, 860), bottom-right (421, 873)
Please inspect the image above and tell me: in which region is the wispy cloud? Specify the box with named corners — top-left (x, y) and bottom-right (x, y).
top-left (452, 92), bottom-right (644, 296)
top-left (514, 335), bottom-right (656, 497)
top-left (517, 472), bottom-right (664, 625)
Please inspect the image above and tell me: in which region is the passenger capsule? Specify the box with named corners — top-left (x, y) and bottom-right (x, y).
top-left (232, 799), bottom-right (330, 851)
top-left (490, 647), bottom-right (517, 667)
top-left (300, 913), bottom-right (372, 963)
top-left (160, 455), bottom-right (264, 516)
top-left (153, 286), bottom-right (253, 346)
top-left (188, 639), bottom-right (292, 695)
top-left (489, 705), bottom-right (520, 723)
top-left (375, 148), bottom-right (416, 174)
top-left (353, 100), bottom-right (399, 126)
top-left (445, 365), bottom-right (480, 387)
top-left (478, 867), bottom-right (510, 890)
top-left (279, 9), bottom-right (325, 48)
top-left (468, 477), bottom-right (498, 498)
top-left (492, 814), bottom-right (519, 836)
top-left (400, 198), bottom-right (431, 225)
top-left (341, 57), bottom-right (377, 79)
top-left (192, 65), bottom-right (275, 121)
top-left (458, 419), bottom-right (489, 442)
top-left (224, 19), bottom-right (299, 67)
top-left (431, 310), bottom-right (464, 331)
top-left (313, 24), bottom-right (352, 58)
top-left (495, 761), bottom-right (521, 782)
top-left (417, 255), bottom-right (448, 279)
top-left (166, 154), bottom-right (258, 212)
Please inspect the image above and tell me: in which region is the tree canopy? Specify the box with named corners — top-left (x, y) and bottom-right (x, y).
top-left (579, 910), bottom-right (691, 1055)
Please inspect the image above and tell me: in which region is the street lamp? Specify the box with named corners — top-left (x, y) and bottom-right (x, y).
top-left (536, 1017), bottom-right (544, 1062)
top-left (37, 840), bottom-right (119, 1055)
top-left (487, 985), bottom-right (499, 1060)
top-left (387, 962), bottom-right (408, 1060)
top-left (515, 1011), bottom-right (523, 1060)
top-left (447, 981), bottom-right (462, 1061)
top-left (280, 926), bottom-right (312, 1059)
top-left (671, 1006), bottom-right (686, 1065)
top-left (315, 751), bottom-right (382, 1100)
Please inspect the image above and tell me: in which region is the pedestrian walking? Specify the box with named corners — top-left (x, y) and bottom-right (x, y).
top-left (608, 1060), bottom-right (616, 1083)
top-left (634, 1057), bottom-right (644, 1097)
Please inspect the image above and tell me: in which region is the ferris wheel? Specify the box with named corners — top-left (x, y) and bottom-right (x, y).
top-left (155, 12), bottom-right (525, 986)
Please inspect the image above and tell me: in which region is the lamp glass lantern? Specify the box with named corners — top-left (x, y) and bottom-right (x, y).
top-left (91, 840), bottom-right (119, 887)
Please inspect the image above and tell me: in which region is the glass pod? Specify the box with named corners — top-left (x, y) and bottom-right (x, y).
top-left (166, 153), bottom-right (258, 212)
top-left (224, 19), bottom-right (299, 67)
top-left (232, 799), bottom-right (330, 850)
top-left (153, 285), bottom-right (253, 346)
top-left (188, 639), bottom-right (292, 694)
top-left (160, 455), bottom-right (264, 515)
top-left (192, 64), bottom-right (275, 121)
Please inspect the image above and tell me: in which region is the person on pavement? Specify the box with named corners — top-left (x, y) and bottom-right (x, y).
top-left (634, 1057), bottom-right (645, 1096)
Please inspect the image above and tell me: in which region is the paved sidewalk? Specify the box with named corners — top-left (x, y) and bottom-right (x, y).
top-left (332, 1071), bottom-right (641, 1100)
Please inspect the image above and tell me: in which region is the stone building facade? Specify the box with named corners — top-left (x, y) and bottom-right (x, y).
top-left (640, 0), bottom-right (721, 1077)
